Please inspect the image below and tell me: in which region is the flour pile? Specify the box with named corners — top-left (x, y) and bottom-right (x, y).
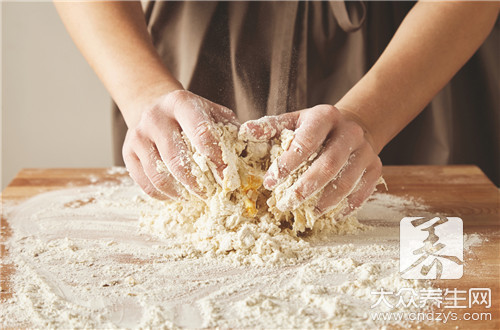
top-left (1, 171), bottom-right (487, 328)
top-left (143, 123), bottom-right (380, 265)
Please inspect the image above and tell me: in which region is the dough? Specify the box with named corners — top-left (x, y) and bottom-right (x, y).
top-left (145, 123), bottom-right (378, 264)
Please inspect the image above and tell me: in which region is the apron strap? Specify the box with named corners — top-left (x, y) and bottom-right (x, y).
top-left (329, 1), bottom-right (366, 33)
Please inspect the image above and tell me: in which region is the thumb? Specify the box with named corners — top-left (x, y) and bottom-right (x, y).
top-left (239, 112), bottom-right (298, 142)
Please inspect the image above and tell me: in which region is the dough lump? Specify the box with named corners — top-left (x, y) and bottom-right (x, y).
top-left (142, 123), bottom-right (379, 265)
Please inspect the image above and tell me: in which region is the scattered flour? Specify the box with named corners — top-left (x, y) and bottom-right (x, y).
top-left (106, 166), bottom-right (128, 175)
top-left (2, 176), bottom-right (471, 328)
top-left (463, 233), bottom-right (486, 250)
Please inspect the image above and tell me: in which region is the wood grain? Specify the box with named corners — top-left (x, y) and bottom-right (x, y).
top-left (1, 165), bottom-right (499, 328)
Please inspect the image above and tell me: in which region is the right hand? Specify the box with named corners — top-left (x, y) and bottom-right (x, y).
top-left (240, 105), bottom-right (382, 216)
top-left (122, 90), bottom-right (239, 200)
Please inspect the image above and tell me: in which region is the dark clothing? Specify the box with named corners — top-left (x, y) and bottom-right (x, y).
top-left (112, 1), bottom-right (499, 185)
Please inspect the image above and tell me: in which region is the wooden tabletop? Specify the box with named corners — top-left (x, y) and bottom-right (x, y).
top-left (1, 165), bottom-right (499, 328)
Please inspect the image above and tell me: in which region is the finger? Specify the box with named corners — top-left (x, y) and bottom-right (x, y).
top-left (238, 112), bottom-right (298, 142)
top-left (179, 91), bottom-right (240, 126)
top-left (132, 138), bottom-right (183, 200)
top-left (304, 142), bottom-right (374, 214)
top-left (152, 121), bottom-right (207, 198)
top-left (264, 105), bottom-right (339, 189)
top-left (123, 152), bottom-right (170, 201)
top-left (173, 97), bottom-right (227, 182)
top-left (209, 103), bottom-right (240, 127)
top-left (280, 120), bottom-right (366, 205)
top-left (341, 158), bottom-right (383, 216)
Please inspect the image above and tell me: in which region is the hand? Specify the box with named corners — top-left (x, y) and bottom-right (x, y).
top-left (240, 105), bottom-right (382, 215)
top-left (122, 90), bottom-right (239, 200)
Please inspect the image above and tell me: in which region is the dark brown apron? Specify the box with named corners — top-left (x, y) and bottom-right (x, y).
top-left (112, 1), bottom-right (499, 185)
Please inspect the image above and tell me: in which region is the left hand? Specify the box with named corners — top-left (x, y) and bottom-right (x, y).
top-left (239, 105), bottom-right (382, 216)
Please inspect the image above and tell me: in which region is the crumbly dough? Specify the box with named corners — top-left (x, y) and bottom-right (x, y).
top-left (142, 123), bottom-right (380, 265)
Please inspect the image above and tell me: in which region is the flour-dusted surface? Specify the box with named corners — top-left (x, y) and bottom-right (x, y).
top-left (3, 170), bottom-right (489, 328)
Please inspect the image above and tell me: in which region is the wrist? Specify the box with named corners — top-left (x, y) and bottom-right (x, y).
top-left (119, 77), bottom-right (184, 128)
top-left (335, 106), bottom-right (382, 154)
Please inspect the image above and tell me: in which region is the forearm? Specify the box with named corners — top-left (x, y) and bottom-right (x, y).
top-left (336, 1), bottom-right (499, 153)
top-left (54, 1), bottom-right (183, 127)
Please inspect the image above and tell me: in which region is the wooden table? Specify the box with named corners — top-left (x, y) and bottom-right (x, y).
top-left (1, 165), bottom-right (499, 328)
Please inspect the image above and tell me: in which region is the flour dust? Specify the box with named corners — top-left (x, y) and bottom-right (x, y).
top-left (1, 172), bottom-right (484, 328)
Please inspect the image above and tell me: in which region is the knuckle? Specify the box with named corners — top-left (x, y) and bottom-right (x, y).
top-left (128, 127), bottom-right (147, 142)
top-left (349, 122), bottom-right (365, 141)
top-left (149, 171), bottom-right (169, 189)
top-left (193, 121), bottom-right (215, 143)
top-left (165, 90), bottom-right (193, 113)
top-left (167, 89), bottom-right (190, 102)
top-left (312, 104), bottom-right (339, 125)
top-left (293, 133), bottom-right (318, 155)
top-left (141, 101), bottom-right (174, 127)
top-left (320, 104), bottom-right (338, 116)
top-left (143, 106), bottom-right (160, 122)
top-left (165, 153), bottom-right (188, 176)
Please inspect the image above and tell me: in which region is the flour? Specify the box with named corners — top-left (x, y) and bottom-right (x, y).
top-left (106, 166), bottom-right (128, 175)
top-left (1, 177), bottom-right (486, 328)
top-left (463, 233), bottom-right (485, 250)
